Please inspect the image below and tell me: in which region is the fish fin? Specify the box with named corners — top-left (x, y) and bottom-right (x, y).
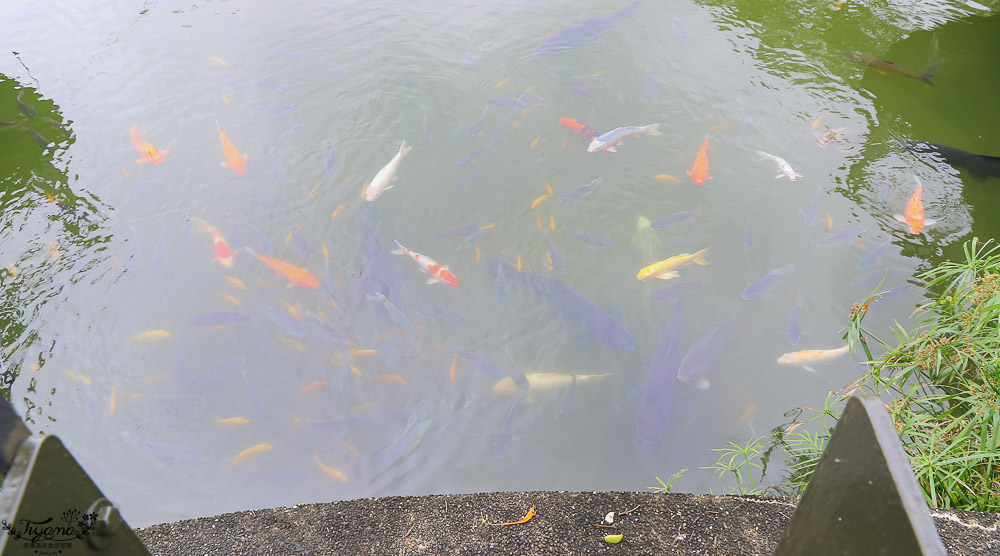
top-left (795, 172), bottom-right (804, 178)
top-left (695, 377), bottom-right (711, 390)
top-left (605, 146), bottom-right (617, 153)
top-left (389, 240), bottom-right (405, 255)
top-left (654, 271), bottom-right (680, 280)
top-left (775, 174), bottom-right (785, 179)
top-left (920, 60), bottom-right (942, 85)
top-left (398, 139), bottom-right (412, 157)
top-left (243, 246), bottom-right (259, 257)
top-left (426, 277), bottom-right (441, 285)
top-left (923, 218), bottom-right (938, 226)
top-left (755, 151), bottom-right (770, 160)
top-left (691, 248), bottom-right (710, 265)
top-left (802, 365), bottom-right (817, 373)
top-left (646, 123), bottom-right (663, 136)
top-left (893, 214), bottom-right (907, 224)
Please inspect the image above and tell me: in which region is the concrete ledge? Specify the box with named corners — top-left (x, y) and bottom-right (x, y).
top-left (136, 491), bottom-right (999, 555)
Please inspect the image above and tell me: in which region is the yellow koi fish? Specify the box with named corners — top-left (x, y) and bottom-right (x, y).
top-left (216, 417), bottom-right (250, 426)
top-left (314, 453), bottom-right (349, 483)
top-left (224, 443), bottom-right (273, 469)
top-left (130, 330), bottom-right (172, 341)
top-left (636, 248), bottom-right (709, 280)
top-left (494, 372), bottom-right (612, 396)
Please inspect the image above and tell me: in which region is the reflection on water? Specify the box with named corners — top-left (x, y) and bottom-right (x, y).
top-left (0, 0), bottom-right (997, 526)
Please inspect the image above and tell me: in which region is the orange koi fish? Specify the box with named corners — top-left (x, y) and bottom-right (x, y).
top-left (686, 136), bottom-right (711, 184)
top-left (244, 247), bottom-right (319, 288)
top-left (193, 218), bottom-right (233, 267)
top-left (216, 121), bottom-right (247, 174)
top-left (130, 125), bottom-right (167, 165)
top-left (894, 178), bottom-right (935, 234)
top-left (391, 241), bottom-right (459, 286)
top-left (558, 117), bottom-right (600, 144)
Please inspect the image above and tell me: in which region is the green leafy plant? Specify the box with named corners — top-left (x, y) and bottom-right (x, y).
top-left (648, 468), bottom-right (687, 494)
top-left (701, 436), bottom-right (768, 495)
top-left (774, 238), bottom-right (1000, 512)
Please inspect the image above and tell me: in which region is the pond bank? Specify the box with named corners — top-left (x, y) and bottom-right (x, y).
top-left (136, 491), bottom-right (999, 555)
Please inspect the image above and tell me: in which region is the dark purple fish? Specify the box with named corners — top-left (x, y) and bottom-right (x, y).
top-left (489, 96), bottom-right (519, 108)
top-left (353, 205), bottom-right (405, 324)
top-left (260, 306), bottom-right (304, 337)
top-left (285, 218), bottom-right (310, 258)
top-left (374, 400), bottom-right (433, 470)
top-left (537, 1), bottom-right (640, 55)
top-left (457, 226), bottom-right (494, 249)
top-left (325, 138), bottom-right (338, 174)
top-left (248, 223), bottom-right (274, 255)
top-left (446, 342), bottom-right (504, 380)
top-left (567, 228), bottom-right (613, 247)
top-left (437, 101), bottom-right (451, 123)
top-left (436, 223), bottom-right (479, 238)
top-left (544, 230), bottom-right (566, 274)
top-left (743, 216), bottom-right (754, 252)
top-left (737, 97), bottom-right (751, 130)
top-left (553, 374), bottom-right (576, 419)
top-left (496, 251), bottom-right (508, 306)
top-left (645, 67), bottom-right (660, 101)
top-left (516, 92), bottom-right (548, 107)
top-left (486, 260), bottom-right (635, 351)
top-left (422, 302), bottom-right (465, 324)
top-left (303, 309), bottom-right (346, 344)
top-left (677, 324), bottom-right (727, 386)
top-left (877, 173), bottom-right (892, 206)
top-left (401, 71), bottom-right (414, 90)
top-left (421, 113), bottom-right (431, 146)
top-left (454, 166), bottom-right (483, 188)
top-left (803, 186), bottom-right (821, 226)
top-left (817, 226), bottom-right (868, 245)
top-left (465, 107), bottom-right (488, 139)
top-left (649, 280), bottom-right (702, 300)
top-left (650, 206), bottom-right (700, 229)
top-left (491, 109), bottom-right (515, 143)
top-left (464, 45), bottom-right (474, 67)
top-left (495, 391), bottom-right (526, 459)
top-left (456, 143), bottom-right (491, 167)
top-left (788, 293), bottom-right (803, 345)
top-left (558, 176), bottom-right (602, 201)
top-left (503, 337), bottom-right (530, 393)
top-left (320, 59), bottom-right (346, 77)
top-left (636, 302), bottom-right (682, 453)
top-left (563, 75), bottom-right (607, 87)
top-left (188, 311), bottom-right (249, 326)
top-left (856, 239), bottom-right (892, 271)
top-left (742, 263), bottom-right (795, 300)
top-left (672, 15), bottom-right (689, 40)
top-left (567, 86), bottom-right (601, 103)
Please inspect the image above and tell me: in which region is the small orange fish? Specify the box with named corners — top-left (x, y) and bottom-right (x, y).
top-left (450, 355), bottom-right (458, 383)
top-left (300, 380), bottom-right (330, 394)
top-left (193, 218), bottom-right (233, 267)
top-left (686, 136), bottom-right (711, 185)
top-left (216, 121), bottom-right (247, 174)
top-left (895, 179), bottom-right (935, 234)
top-left (245, 247), bottom-right (318, 288)
top-left (373, 374), bottom-right (407, 385)
top-left (130, 125), bottom-right (167, 165)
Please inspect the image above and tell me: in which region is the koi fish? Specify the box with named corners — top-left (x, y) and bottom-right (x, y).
top-left (894, 178), bottom-right (936, 234)
top-left (742, 263), bottom-right (795, 300)
top-left (686, 136), bottom-right (711, 184)
top-left (756, 150), bottom-right (802, 181)
top-left (840, 51), bottom-right (939, 85)
top-left (216, 121), bottom-right (247, 174)
top-left (588, 123), bottom-right (662, 153)
top-left (366, 292), bottom-right (410, 328)
top-left (364, 140), bottom-right (411, 201)
top-left (245, 247), bottom-right (319, 288)
top-left (391, 240), bottom-right (459, 286)
top-left (129, 125), bottom-right (167, 164)
top-left (314, 453), bottom-right (349, 483)
top-left (537, 1), bottom-right (639, 55)
top-left (192, 218), bottom-right (233, 267)
top-left (224, 443), bottom-right (273, 469)
top-left (130, 330), bottom-right (172, 341)
top-left (777, 345), bottom-right (849, 373)
top-left (559, 177), bottom-right (601, 201)
top-left (636, 248), bottom-right (709, 280)
top-left (558, 117), bottom-right (600, 144)
top-left (493, 372), bottom-right (611, 396)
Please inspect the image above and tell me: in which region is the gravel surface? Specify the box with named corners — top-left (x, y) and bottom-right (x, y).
top-left (136, 491), bottom-right (999, 555)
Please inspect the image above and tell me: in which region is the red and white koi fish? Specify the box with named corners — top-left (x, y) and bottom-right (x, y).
top-left (192, 218), bottom-right (233, 267)
top-left (391, 240), bottom-right (459, 286)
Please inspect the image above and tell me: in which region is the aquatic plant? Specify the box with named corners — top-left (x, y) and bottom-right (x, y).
top-left (775, 238), bottom-right (1000, 512)
top-left (701, 436), bottom-right (769, 496)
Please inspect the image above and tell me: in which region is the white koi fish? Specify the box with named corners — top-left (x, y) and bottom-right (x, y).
top-left (588, 124), bottom-right (662, 153)
top-left (777, 345), bottom-right (848, 372)
top-left (390, 240), bottom-right (459, 286)
top-left (756, 150), bottom-right (803, 181)
top-left (363, 140), bottom-right (411, 201)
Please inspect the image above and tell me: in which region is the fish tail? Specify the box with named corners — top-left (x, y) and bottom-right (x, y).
top-left (243, 246), bottom-right (260, 258)
top-left (920, 60), bottom-right (942, 85)
top-left (618, 0), bottom-right (640, 17)
top-left (692, 248), bottom-right (710, 265)
top-left (645, 123), bottom-right (663, 136)
top-left (755, 150), bottom-right (771, 160)
top-left (398, 139), bottom-right (412, 157)
top-left (390, 240), bottom-right (405, 255)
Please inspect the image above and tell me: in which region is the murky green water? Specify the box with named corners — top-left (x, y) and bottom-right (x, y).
top-left (1, 0), bottom-right (998, 527)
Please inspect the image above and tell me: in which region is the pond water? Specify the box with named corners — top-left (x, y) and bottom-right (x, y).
top-left (1, 0), bottom-right (998, 527)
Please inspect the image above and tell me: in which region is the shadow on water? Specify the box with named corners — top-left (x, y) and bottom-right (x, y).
top-left (0, 72), bottom-right (110, 424)
top-left (702, 0), bottom-right (1000, 270)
